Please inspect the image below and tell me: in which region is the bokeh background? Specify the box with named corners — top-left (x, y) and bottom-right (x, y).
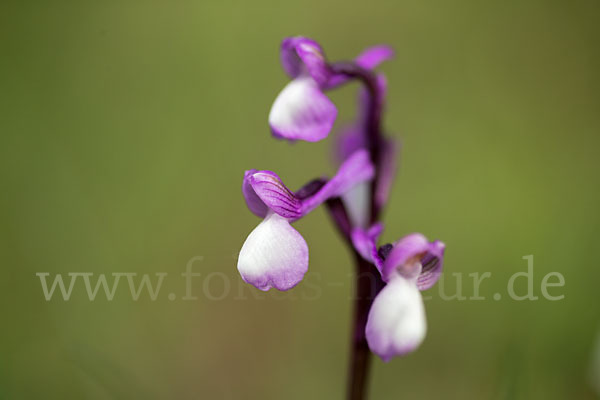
top-left (1, 0), bottom-right (599, 398)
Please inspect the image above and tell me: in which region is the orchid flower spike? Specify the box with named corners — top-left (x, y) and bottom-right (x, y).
top-left (351, 225), bottom-right (445, 361)
top-left (269, 36), bottom-right (394, 143)
top-left (243, 36), bottom-right (449, 387)
top-left (237, 150), bottom-right (374, 291)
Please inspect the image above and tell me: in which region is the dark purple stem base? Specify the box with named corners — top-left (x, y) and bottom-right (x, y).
top-left (348, 254), bottom-right (385, 400)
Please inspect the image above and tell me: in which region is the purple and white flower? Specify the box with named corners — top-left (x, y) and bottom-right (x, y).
top-left (238, 150), bottom-right (374, 291)
top-left (352, 226), bottom-right (445, 361)
top-left (269, 36), bottom-right (394, 143)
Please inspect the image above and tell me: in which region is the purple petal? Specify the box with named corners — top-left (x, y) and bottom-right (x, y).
top-left (243, 170), bottom-right (302, 220)
top-left (381, 233), bottom-right (430, 282)
top-left (237, 213), bottom-right (309, 291)
top-left (301, 149), bottom-right (374, 214)
top-left (351, 224), bottom-right (384, 266)
top-left (280, 37), bottom-right (306, 78)
top-left (326, 46), bottom-right (393, 89)
top-left (366, 276), bottom-right (427, 362)
top-left (382, 233), bottom-right (446, 290)
top-left (355, 45), bottom-right (395, 70)
top-left (269, 77), bottom-right (337, 142)
top-left (242, 169), bottom-right (269, 218)
top-left (280, 36), bottom-right (330, 86)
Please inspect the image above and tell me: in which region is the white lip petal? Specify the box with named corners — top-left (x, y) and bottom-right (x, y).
top-left (366, 276), bottom-right (427, 361)
top-left (237, 213), bottom-right (309, 291)
top-left (268, 77), bottom-right (337, 142)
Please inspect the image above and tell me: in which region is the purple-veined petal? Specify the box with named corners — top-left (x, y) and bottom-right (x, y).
top-left (242, 170), bottom-right (299, 219)
top-left (269, 77), bottom-right (337, 142)
top-left (280, 36), bottom-right (330, 86)
top-left (382, 233), bottom-right (445, 290)
top-left (237, 212), bottom-right (309, 291)
top-left (242, 169), bottom-right (269, 218)
top-left (366, 275), bottom-right (426, 362)
top-left (301, 149), bottom-right (374, 214)
top-left (417, 240), bottom-right (445, 291)
top-left (355, 45), bottom-right (395, 70)
top-left (241, 151), bottom-right (373, 223)
top-left (245, 170), bottom-right (302, 220)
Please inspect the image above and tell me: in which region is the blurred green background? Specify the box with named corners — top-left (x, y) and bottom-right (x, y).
top-left (1, 0), bottom-right (599, 399)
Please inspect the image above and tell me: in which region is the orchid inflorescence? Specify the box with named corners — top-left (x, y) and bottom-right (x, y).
top-left (237, 36), bottom-right (446, 368)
